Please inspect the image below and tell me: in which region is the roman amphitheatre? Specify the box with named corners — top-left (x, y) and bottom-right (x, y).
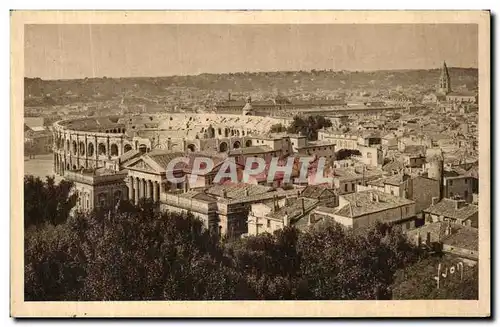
top-left (52, 111), bottom-right (290, 175)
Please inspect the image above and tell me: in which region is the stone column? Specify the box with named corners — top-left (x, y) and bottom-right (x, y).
top-left (153, 181), bottom-right (159, 202)
top-left (107, 136), bottom-right (111, 160)
top-left (134, 177), bottom-right (140, 204)
top-left (146, 180), bottom-right (152, 200)
top-left (127, 176), bottom-right (134, 202)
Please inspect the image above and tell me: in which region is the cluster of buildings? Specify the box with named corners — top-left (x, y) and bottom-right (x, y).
top-left (40, 61), bottom-right (479, 267)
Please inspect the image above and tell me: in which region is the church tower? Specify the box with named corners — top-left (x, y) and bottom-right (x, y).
top-left (437, 61), bottom-right (451, 95)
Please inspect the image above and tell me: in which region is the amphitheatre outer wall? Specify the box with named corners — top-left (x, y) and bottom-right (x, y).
top-left (52, 113), bottom-right (291, 176)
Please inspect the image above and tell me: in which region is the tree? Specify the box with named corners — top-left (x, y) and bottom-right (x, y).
top-left (24, 223), bottom-right (86, 301)
top-left (287, 115), bottom-right (332, 141)
top-left (298, 221), bottom-right (423, 300)
top-left (24, 175), bottom-right (77, 228)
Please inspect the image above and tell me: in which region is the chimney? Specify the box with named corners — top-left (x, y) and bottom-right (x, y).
top-left (445, 220), bottom-right (452, 236)
top-left (455, 199), bottom-right (466, 210)
top-left (301, 198), bottom-right (305, 215)
top-left (283, 213), bottom-right (289, 227)
top-left (426, 232), bottom-right (431, 247)
top-left (431, 197), bottom-right (439, 206)
top-left (308, 213), bottom-right (316, 226)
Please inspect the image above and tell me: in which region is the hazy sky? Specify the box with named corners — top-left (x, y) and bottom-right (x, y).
top-left (25, 24), bottom-right (478, 80)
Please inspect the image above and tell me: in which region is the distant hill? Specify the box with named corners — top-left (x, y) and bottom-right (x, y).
top-left (24, 68), bottom-right (478, 107)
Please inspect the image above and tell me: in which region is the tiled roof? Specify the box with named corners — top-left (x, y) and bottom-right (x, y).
top-left (301, 185), bottom-right (336, 199)
top-left (229, 145), bottom-right (275, 155)
top-left (205, 183), bottom-right (272, 199)
top-left (335, 190), bottom-right (414, 218)
top-left (442, 226), bottom-right (478, 251)
top-left (406, 222), bottom-right (478, 251)
top-left (146, 151), bottom-right (185, 169)
top-left (267, 197), bottom-right (320, 221)
top-left (423, 198), bottom-right (478, 221)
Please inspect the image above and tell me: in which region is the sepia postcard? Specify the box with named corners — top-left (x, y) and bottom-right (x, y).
top-left (10, 10), bottom-right (491, 317)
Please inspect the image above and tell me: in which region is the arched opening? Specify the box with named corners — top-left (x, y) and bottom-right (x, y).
top-left (72, 141), bottom-right (77, 155)
top-left (124, 144), bottom-right (133, 153)
top-left (66, 140), bottom-right (70, 151)
top-left (218, 128), bottom-right (222, 135)
top-left (79, 141), bottom-right (85, 156)
top-left (98, 143), bottom-right (106, 155)
top-left (139, 144), bottom-right (147, 154)
top-left (187, 144), bottom-right (196, 152)
top-left (224, 128), bottom-right (229, 137)
top-left (66, 163), bottom-right (70, 170)
top-left (231, 129), bottom-right (235, 136)
top-left (233, 141), bottom-right (241, 149)
top-left (236, 130), bottom-right (240, 136)
top-left (112, 129), bottom-right (117, 133)
top-left (245, 140), bottom-right (252, 147)
top-left (72, 164), bottom-right (77, 170)
top-left (110, 144), bottom-right (119, 156)
top-left (219, 142), bottom-right (228, 152)
top-left (87, 143), bottom-right (94, 157)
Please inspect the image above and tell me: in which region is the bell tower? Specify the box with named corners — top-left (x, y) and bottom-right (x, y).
top-left (437, 61), bottom-right (451, 95)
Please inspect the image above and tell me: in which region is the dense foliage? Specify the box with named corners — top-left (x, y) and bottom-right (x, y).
top-left (24, 175), bottom-right (78, 228)
top-left (24, 178), bottom-right (477, 301)
top-left (286, 115), bottom-right (333, 141)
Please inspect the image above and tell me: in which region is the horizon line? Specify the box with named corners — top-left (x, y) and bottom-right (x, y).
top-left (24, 66), bottom-right (479, 82)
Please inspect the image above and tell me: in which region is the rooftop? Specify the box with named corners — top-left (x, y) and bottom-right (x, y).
top-left (424, 198), bottom-right (478, 221)
top-left (335, 190), bottom-right (415, 218)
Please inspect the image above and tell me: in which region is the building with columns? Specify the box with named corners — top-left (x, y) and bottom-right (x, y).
top-left (123, 150), bottom-right (186, 204)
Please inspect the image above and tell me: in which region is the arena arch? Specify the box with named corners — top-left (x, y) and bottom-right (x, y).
top-left (72, 141), bottom-right (78, 155)
top-left (66, 140), bottom-right (70, 151)
top-left (219, 142), bottom-right (228, 152)
top-left (79, 141), bottom-right (85, 156)
top-left (87, 143), bottom-right (94, 157)
top-left (110, 144), bottom-right (119, 156)
top-left (187, 144), bottom-right (196, 152)
top-left (245, 140), bottom-right (252, 147)
top-left (138, 144), bottom-right (148, 154)
top-left (124, 144), bottom-right (133, 153)
top-left (233, 141), bottom-right (241, 149)
top-left (98, 143), bottom-right (107, 155)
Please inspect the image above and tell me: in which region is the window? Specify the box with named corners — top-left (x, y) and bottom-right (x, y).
top-left (405, 221), bottom-right (411, 230)
top-left (465, 179), bottom-right (468, 184)
top-left (464, 190), bottom-right (468, 198)
top-left (449, 180), bottom-right (453, 186)
top-left (267, 219), bottom-right (271, 228)
top-left (344, 184), bottom-right (348, 192)
top-left (367, 152), bottom-right (372, 158)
